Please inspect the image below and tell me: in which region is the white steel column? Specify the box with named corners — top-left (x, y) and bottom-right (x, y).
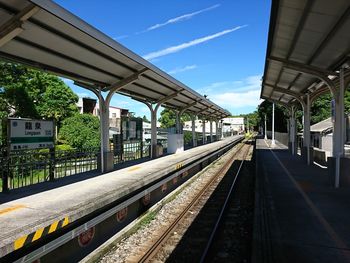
top-left (334, 67), bottom-right (345, 188)
top-left (191, 115), bottom-right (196, 147)
top-left (202, 119), bottom-right (206, 144)
top-left (209, 120), bottom-right (213, 142)
top-left (175, 111), bottom-right (181, 134)
top-left (272, 103), bottom-right (276, 145)
top-left (303, 94), bottom-right (311, 165)
top-left (215, 120), bottom-right (219, 141)
top-left (221, 120), bottom-right (224, 139)
top-left (98, 88), bottom-right (110, 173)
top-left (290, 107), bottom-right (296, 155)
top-left (264, 114), bottom-right (267, 140)
top-left (150, 108), bottom-right (158, 158)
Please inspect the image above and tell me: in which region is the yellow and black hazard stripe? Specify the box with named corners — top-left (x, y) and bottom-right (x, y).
top-left (14, 217), bottom-right (69, 250)
top-left (175, 162), bottom-right (183, 170)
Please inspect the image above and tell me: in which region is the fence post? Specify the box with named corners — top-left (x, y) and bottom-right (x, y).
top-left (2, 149), bottom-right (9, 192)
top-left (49, 147), bottom-right (55, 181)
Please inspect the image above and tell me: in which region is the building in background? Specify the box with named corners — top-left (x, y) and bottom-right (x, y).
top-left (77, 97), bottom-right (129, 135)
top-left (222, 117), bottom-right (245, 135)
top-left (183, 120), bottom-right (217, 134)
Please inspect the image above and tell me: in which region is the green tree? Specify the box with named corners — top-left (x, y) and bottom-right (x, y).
top-left (158, 108), bottom-right (191, 128)
top-left (142, 115), bottom-right (150, 123)
top-left (311, 93), bottom-right (332, 125)
top-left (257, 100), bottom-right (288, 132)
top-left (58, 114), bottom-right (100, 149)
top-left (0, 61), bottom-right (78, 126)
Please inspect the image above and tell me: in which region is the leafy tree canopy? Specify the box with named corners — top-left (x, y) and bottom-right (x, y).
top-left (158, 108), bottom-right (191, 128)
top-left (58, 114), bottom-right (100, 149)
top-left (0, 61), bottom-right (78, 125)
top-left (256, 100), bottom-right (288, 132)
top-left (142, 115), bottom-right (150, 123)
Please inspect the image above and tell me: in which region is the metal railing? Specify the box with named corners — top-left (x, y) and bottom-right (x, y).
top-left (0, 147), bottom-right (99, 192)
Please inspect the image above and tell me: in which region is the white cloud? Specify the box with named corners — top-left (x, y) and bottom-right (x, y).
top-left (145, 4), bottom-right (220, 32)
top-left (211, 89), bottom-right (262, 108)
top-left (143, 25), bottom-right (247, 60)
top-left (168, 64), bottom-right (197, 75)
top-left (199, 75), bottom-right (261, 94)
top-left (199, 75), bottom-right (263, 109)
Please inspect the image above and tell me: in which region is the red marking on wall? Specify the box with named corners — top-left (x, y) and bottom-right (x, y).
top-left (142, 193), bottom-right (151, 206)
top-left (78, 227), bottom-right (95, 247)
top-left (161, 183), bottom-right (167, 193)
top-left (173, 176), bottom-right (178, 185)
top-left (116, 207), bottom-right (128, 222)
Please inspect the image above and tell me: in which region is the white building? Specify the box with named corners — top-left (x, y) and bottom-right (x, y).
top-left (183, 119), bottom-right (218, 134)
top-left (222, 117), bottom-right (245, 135)
top-left (77, 97), bottom-right (128, 131)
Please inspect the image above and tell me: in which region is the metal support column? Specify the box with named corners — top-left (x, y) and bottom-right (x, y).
top-left (202, 119), bottom-right (206, 145)
top-left (334, 67), bottom-right (345, 188)
top-left (98, 88), bottom-right (110, 173)
top-left (150, 108), bottom-right (157, 159)
top-left (272, 103), bottom-right (276, 145)
top-left (215, 120), bottom-right (219, 141)
top-left (176, 111), bottom-right (181, 134)
top-left (191, 115), bottom-right (196, 147)
top-left (290, 107), bottom-right (296, 155)
top-left (264, 114), bottom-right (267, 140)
top-left (209, 120), bottom-right (213, 143)
top-left (303, 94), bottom-right (311, 165)
top-left (221, 120), bottom-right (224, 139)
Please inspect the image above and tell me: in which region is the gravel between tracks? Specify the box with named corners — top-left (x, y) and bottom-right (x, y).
top-left (97, 143), bottom-right (243, 263)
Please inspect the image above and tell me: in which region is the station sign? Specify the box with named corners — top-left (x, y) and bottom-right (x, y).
top-left (331, 99), bottom-right (335, 123)
top-left (8, 118), bottom-right (54, 151)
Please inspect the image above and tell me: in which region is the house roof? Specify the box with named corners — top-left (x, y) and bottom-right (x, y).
top-left (310, 117), bottom-right (333, 133)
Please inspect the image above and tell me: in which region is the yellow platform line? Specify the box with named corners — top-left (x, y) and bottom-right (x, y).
top-left (0, 204), bottom-right (26, 216)
top-left (128, 166), bottom-right (140, 172)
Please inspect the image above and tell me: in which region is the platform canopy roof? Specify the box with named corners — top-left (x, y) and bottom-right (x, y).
top-left (0, 0), bottom-right (230, 118)
top-left (261, 0), bottom-right (350, 108)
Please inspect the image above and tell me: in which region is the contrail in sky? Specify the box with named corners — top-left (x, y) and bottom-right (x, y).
top-left (145, 4), bottom-right (220, 32)
top-left (143, 25), bottom-right (248, 60)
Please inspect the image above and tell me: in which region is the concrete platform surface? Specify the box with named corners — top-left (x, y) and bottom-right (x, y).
top-left (0, 136), bottom-right (242, 257)
top-left (254, 139), bottom-right (350, 263)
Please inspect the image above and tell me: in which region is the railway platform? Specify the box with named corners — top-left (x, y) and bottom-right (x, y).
top-left (0, 135), bottom-right (242, 261)
top-left (253, 138), bottom-right (350, 263)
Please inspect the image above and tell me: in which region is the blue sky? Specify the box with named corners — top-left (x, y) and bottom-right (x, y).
top-left (55, 0), bottom-right (270, 119)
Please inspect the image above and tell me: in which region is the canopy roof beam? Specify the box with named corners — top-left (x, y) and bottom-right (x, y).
top-left (0, 4), bottom-right (39, 47)
top-left (268, 56), bottom-right (338, 77)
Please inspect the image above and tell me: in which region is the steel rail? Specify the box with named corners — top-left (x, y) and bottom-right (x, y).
top-left (199, 140), bottom-right (251, 262)
top-left (138, 141), bottom-right (251, 263)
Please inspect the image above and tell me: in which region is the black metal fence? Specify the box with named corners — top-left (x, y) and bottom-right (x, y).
top-left (0, 134), bottom-right (227, 192)
top-left (0, 140), bottom-right (152, 192)
top-left (0, 147), bottom-right (99, 192)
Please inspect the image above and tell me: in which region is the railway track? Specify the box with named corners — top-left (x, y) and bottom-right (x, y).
top-left (133, 139), bottom-right (253, 263)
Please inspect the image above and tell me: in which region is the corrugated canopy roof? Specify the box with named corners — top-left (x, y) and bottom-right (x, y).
top-left (0, 0), bottom-right (230, 118)
top-left (261, 0), bottom-right (350, 107)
